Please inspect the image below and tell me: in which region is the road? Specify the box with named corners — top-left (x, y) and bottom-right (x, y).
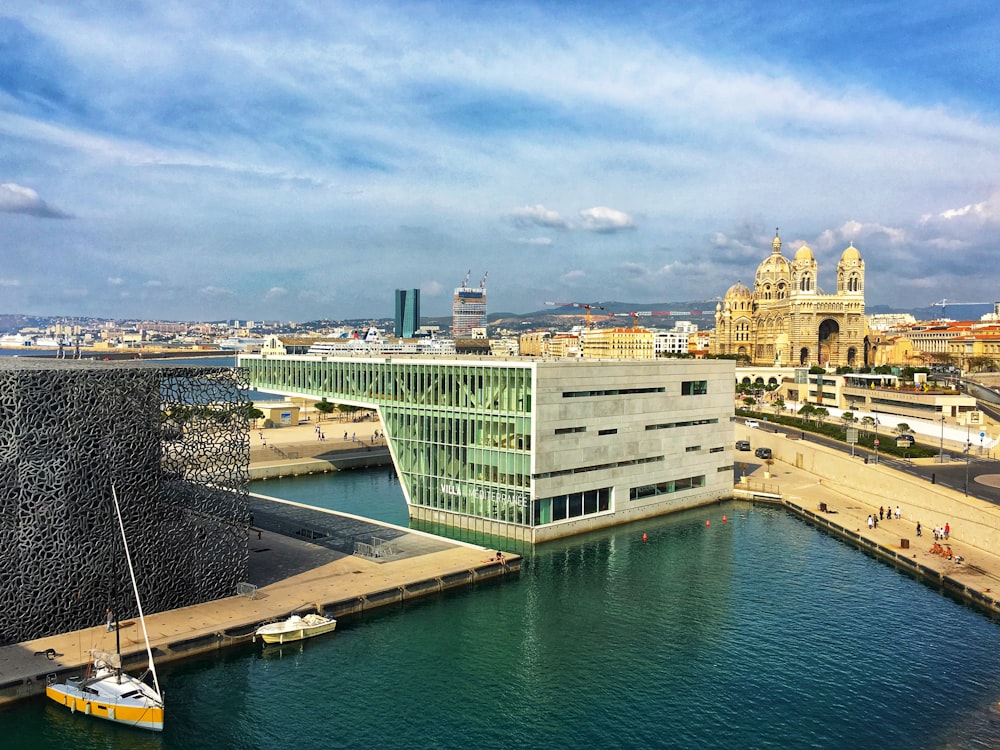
top-left (751, 422), bottom-right (1000, 506)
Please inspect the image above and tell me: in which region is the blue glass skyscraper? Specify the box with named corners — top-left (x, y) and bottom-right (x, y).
top-left (395, 288), bottom-right (420, 338)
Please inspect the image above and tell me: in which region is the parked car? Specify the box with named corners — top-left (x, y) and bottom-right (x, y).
top-left (736, 440), bottom-right (751, 451)
top-left (745, 420), bottom-right (760, 429)
top-left (755, 447), bottom-right (772, 459)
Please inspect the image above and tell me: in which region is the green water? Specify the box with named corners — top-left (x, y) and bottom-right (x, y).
top-left (3, 471), bottom-right (1000, 749)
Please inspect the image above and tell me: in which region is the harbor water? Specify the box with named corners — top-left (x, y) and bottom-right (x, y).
top-left (3, 468), bottom-right (1000, 748)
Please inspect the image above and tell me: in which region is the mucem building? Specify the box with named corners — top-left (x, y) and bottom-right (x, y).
top-left (0, 359), bottom-right (249, 645)
top-left (240, 354), bottom-right (735, 543)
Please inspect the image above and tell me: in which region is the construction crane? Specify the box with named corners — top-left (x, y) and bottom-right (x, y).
top-left (544, 301), bottom-right (606, 329)
top-left (930, 299), bottom-right (991, 318)
top-left (607, 309), bottom-right (709, 329)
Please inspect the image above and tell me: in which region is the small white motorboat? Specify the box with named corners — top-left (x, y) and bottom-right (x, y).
top-left (254, 613), bottom-right (337, 645)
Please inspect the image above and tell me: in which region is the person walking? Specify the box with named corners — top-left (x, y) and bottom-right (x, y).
top-left (944, 522), bottom-right (950, 540)
top-left (867, 514), bottom-right (874, 530)
top-left (895, 505), bottom-right (901, 520)
top-left (916, 521), bottom-right (922, 537)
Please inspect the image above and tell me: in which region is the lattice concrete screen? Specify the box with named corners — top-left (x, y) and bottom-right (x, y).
top-left (0, 359), bottom-right (249, 645)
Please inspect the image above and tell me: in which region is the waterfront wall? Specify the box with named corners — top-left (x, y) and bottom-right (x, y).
top-left (739, 427), bottom-right (1000, 556)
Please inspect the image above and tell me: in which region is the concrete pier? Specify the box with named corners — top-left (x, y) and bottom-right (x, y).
top-left (0, 500), bottom-right (519, 706)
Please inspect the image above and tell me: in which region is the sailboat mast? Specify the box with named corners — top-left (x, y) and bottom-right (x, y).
top-left (110, 487), bottom-right (161, 697)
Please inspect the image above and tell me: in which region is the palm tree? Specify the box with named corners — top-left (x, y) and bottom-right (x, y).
top-left (814, 407), bottom-right (829, 425)
top-left (860, 416), bottom-right (875, 433)
top-left (894, 422), bottom-right (912, 436)
top-left (771, 397), bottom-right (785, 418)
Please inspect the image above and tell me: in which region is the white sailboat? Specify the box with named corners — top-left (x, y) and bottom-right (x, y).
top-left (46, 487), bottom-right (165, 732)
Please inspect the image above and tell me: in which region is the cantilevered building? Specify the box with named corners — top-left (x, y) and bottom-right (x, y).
top-left (240, 354), bottom-right (734, 543)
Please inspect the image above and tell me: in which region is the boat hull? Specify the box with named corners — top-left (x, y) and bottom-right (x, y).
top-left (256, 614), bottom-right (337, 645)
top-left (46, 681), bottom-right (164, 732)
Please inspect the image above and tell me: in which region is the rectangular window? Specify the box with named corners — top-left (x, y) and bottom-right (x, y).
top-left (681, 380), bottom-right (708, 396)
top-left (709, 446), bottom-right (724, 453)
top-left (555, 426), bottom-right (586, 435)
top-left (563, 387), bottom-right (665, 398)
top-left (598, 428), bottom-right (618, 436)
top-left (685, 445), bottom-right (700, 452)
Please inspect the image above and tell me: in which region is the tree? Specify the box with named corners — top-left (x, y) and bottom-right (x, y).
top-left (813, 407), bottom-right (829, 424)
top-left (840, 411), bottom-right (856, 429)
top-left (314, 399), bottom-right (337, 420)
top-left (798, 403), bottom-right (817, 422)
top-left (894, 422), bottom-right (912, 436)
top-left (967, 356), bottom-right (998, 373)
top-left (860, 416), bottom-right (875, 432)
top-left (771, 397), bottom-right (785, 417)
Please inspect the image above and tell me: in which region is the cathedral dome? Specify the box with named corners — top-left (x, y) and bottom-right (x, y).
top-left (725, 280), bottom-right (752, 299)
top-left (794, 244), bottom-right (815, 262)
top-left (755, 252), bottom-right (790, 280)
top-left (840, 242), bottom-right (861, 261)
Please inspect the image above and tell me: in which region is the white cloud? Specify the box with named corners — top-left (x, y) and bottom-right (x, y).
top-left (0, 183), bottom-right (72, 218)
top-left (421, 281), bottom-right (444, 296)
top-left (199, 285), bottom-right (235, 298)
top-left (518, 237), bottom-right (553, 246)
top-left (579, 206), bottom-right (634, 233)
top-left (506, 204), bottom-right (568, 229)
top-left (264, 286), bottom-right (288, 301)
top-left (0, 278), bottom-right (20, 287)
top-left (924, 192), bottom-right (1000, 224)
top-left (107, 277), bottom-right (124, 286)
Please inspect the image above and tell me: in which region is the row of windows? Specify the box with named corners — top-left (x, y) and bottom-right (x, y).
top-left (563, 387), bottom-right (665, 398)
top-left (533, 454), bottom-right (663, 480)
top-left (646, 418), bottom-right (719, 430)
top-left (629, 475), bottom-right (706, 500)
top-left (533, 487), bottom-right (612, 525)
top-left (559, 418), bottom-right (720, 436)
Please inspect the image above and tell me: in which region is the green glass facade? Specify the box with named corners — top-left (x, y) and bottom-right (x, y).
top-left (241, 357), bottom-right (534, 524)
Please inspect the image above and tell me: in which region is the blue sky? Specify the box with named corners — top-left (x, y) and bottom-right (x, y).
top-left (2, 1), bottom-right (999, 321)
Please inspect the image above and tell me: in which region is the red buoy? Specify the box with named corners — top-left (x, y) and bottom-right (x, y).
top-left (705, 520), bottom-right (710, 527)
top-left (722, 515), bottom-right (727, 523)
top-left (642, 533), bottom-right (648, 543)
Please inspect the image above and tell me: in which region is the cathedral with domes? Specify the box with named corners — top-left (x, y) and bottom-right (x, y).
top-left (712, 230), bottom-right (866, 366)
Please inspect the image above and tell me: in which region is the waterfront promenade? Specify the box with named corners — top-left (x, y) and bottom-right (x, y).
top-left (249, 413), bottom-right (391, 478)
top-left (0, 482), bottom-right (516, 706)
top-left (736, 424), bottom-right (1000, 617)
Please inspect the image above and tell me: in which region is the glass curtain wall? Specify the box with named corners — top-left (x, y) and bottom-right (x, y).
top-left (241, 358), bottom-right (534, 526)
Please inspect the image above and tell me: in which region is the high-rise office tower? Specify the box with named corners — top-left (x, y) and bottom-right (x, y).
top-left (395, 289), bottom-right (421, 338)
top-left (453, 273), bottom-right (487, 338)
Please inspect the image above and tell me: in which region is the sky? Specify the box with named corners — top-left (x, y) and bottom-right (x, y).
top-left (2, 1), bottom-right (999, 322)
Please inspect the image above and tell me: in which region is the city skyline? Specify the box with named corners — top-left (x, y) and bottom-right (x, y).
top-left (2, 1), bottom-right (999, 321)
